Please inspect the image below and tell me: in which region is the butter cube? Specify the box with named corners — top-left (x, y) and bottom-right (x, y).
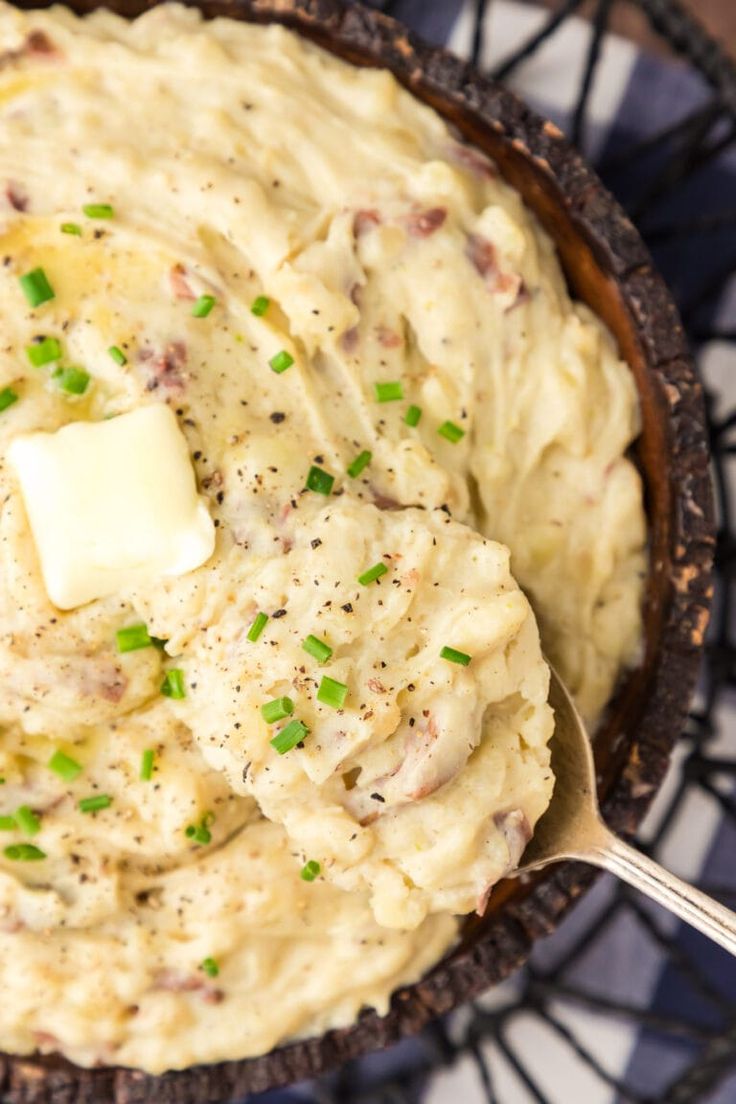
top-left (9, 404), bottom-right (215, 609)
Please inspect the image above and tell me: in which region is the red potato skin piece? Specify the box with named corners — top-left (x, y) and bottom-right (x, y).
top-left (0, 30), bottom-right (60, 67)
top-left (353, 209), bottom-right (381, 237)
top-left (340, 326), bottom-right (359, 353)
top-left (375, 325), bottom-right (402, 348)
top-left (466, 233), bottom-right (498, 280)
top-left (153, 972), bottom-right (224, 1004)
top-left (170, 264), bottom-right (196, 301)
top-left (466, 233), bottom-right (523, 299)
top-left (25, 31), bottom-right (57, 56)
top-left (5, 183), bottom-right (28, 211)
top-left (475, 811), bottom-right (532, 916)
top-left (452, 143), bottom-right (498, 180)
top-left (141, 341), bottom-right (187, 393)
top-left (405, 207), bottom-right (446, 238)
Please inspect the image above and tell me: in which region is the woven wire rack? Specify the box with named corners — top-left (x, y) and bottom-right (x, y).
top-left (252, 2), bottom-right (736, 1101)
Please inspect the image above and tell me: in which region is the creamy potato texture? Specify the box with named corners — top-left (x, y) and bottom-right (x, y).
top-left (0, 1), bottom-right (645, 1074)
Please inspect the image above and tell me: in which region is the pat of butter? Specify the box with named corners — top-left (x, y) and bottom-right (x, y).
top-left (8, 404), bottom-right (215, 610)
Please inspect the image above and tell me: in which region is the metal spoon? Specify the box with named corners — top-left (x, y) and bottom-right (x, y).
top-left (511, 666), bottom-right (736, 955)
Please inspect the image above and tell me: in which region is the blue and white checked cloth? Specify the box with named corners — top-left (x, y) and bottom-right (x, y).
top-left (244, 4), bottom-right (736, 1100)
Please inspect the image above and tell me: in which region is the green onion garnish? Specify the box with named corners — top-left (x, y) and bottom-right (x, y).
top-left (438, 420), bottom-right (465, 443)
top-left (440, 645), bottom-right (472, 666)
top-left (185, 814), bottom-right (213, 845)
top-left (140, 749), bottom-right (155, 781)
top-left (270, 719), bottom-right (309, 755)
top-left (0, 816), bottom-right (16, 831)
top-left (116, 623), bottom-right (152, 653)
top-left (19, 268), bottom-right (55, 308)
top-left (15, 805), bottom-right (40, 836)
top-left (261, 696), bottom-right (295, 724)
top-left (26, 336), bottom-right (61, 367)
top-left (303, 635), bottom-right (332, 664)
top-left (269, 350), bottom-right (294, 374)
top-left (374, 381), bottom-right (403, 403)
top-left (82, 203), bottom-right (114, 219)
top-left (48, 749), bottom-right (83, 782)
top-left (251, 295), bottom-right (270, 317)
top-left (247, 612), bottom-right (269, 642)
top-left (358, 562), bottom-right (388, 586)
top-left (347, 450), bottom-right (372, 479)
top-left (191, 294), bottom-right (216, 318)
top-left (161, 669), bottom-right (186, 699)
top-left (200, 957), bottom-right (219, 978)
top-left (317, 676), bottom-right (348, 709)
top-left (306, 465), bottom-right (334, 495)
top-left (79, 794), bottom-right (112, 814)
top-left (404, 404), bottom-right (422, 427)
top-left (108, 345), bottom-right (127, 366)
top-left (52, 366), bottom-right (90, 395)
top-left (0, 387), bottom-right (18, 414)
top-left (300, 860), bottom-right (321, 882)
top-left (60, 222), bottom-right (82, 235)
top-left (4, 843), bottom-right (46, 861)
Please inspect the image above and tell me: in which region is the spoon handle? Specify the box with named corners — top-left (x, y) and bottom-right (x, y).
top-left (589, 831), bottom-right (736, 956)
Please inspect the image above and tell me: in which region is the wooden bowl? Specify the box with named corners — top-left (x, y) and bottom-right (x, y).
top-left (2, 1), bottom-right (715, 1100)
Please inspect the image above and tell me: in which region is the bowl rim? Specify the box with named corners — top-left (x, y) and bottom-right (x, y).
top-left (1, 0), bottom-right (716, 1100)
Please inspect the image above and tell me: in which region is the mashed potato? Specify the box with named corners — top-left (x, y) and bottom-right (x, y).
top-left (0, 1), bottom-right (645, 1073)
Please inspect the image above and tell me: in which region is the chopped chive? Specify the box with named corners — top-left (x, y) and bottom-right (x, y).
top-left (52, 366), bottom-right (90, 395)
top-left (48, 749), bottom-right (83, 782)
top-left (19, 268), bottom-right (55, 308)
top-left (108, 344), bottom-right (127, 366)
top-left (140, 749), bottom-right (155, 781)
top-left (269, 349), bottom-right (294, 374)
top-left (116, 623), bottom-right (152, 653)
top-left (251, 295), bottom-right (270, 316)
top-left (4, 843), bottom-right (46, 861)
top-left (347, 450), bottom-right (372, 479)
top-left (300, 859), bottom-right (321, 881)
top-left (358, 562), bottom-right (388, 586)
top-left (404, 404), bottom-right (422, 427)
top-left (317, 676), bottom-right (348, 709)
top-left (78, 794), bottom-right (112, 814)
top-left (60, 222), bottom-right (82, 235)
top-left (270, 719), bottom-right (309, 755)
top-left (191, 294), bottom-right (216, 318)
top-left (0, 387), bottom-right (18, 414)
top-left (200, 957), bottom-right (219, 978)
top-left (306, 465), bottom-right (334, 495)
top-left (26, 336), bottom-right (61, 367)
top-left (374, 381), bottom-right (404, 403)
top-left (15, 805), bottom-right (40, 836)
top-left (161, 669), bottom-right (186, 699)
top-left (261, 696), bottom-right (295, 724)
top-left (303, 635), bottom-right (332, 665)
top-left (440, 645), bottom-right (472, 666)
top-left (438, 420), bottom-right (465, 443)
top-left (0, 816), bottom-right (16, 831)
top-left (185, 815), bottom-right (213, 845)
top-left (247, 612), bottom-right (269, 642)
top-left (82, 203), bottom-right (114, 219)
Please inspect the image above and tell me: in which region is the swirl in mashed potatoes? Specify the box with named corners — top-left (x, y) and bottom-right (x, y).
top-left (0, 2), bottom-right (645, 1073)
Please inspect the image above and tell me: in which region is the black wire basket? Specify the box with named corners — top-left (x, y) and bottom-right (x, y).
top-left (248, 2), bottom-right (736, 1102)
